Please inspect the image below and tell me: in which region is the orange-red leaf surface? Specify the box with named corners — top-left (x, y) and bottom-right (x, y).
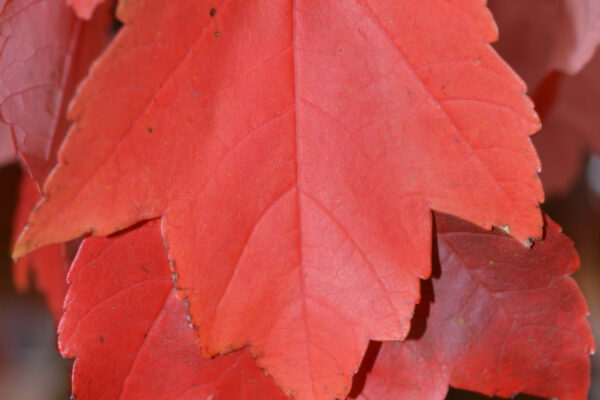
top-left (0, 0), bottom-right (112, 185)
top-left (12, 173), bottom-right (67, 320)
top-left (353, 214), bottom-right (595, 400)
top-left (17, 1), bottom-right (544, 398)
top-left (59, 220), bottom-right (288, 400)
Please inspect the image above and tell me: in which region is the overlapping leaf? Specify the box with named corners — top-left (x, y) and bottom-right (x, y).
top-left (490, 0), bottom-right (600, 87)
top-left (12, 173), bottom-right (67, 320)
top-left (59, 220), bottom-right (288, 399)
top-left (66, 0), bottom-right (106, 20)
top-left (490, 0), bottom-right (600, 195)
top-left (352, 214), bottom-right (595, 400)
top-left (13, 0), bottom-right (545, 398)
top-left (0, 125), bottom-right (16, 167)
top-left (531, 54), bottom-right (600, 195)
top-left (0, 0), bottom-right (112, 185)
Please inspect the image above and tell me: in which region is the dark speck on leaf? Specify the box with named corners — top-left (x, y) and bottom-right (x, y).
top-left (214, 31), bottom-right (220, 37)
top-left (100, 336), bottom-right (104, 344)
top-left (210, 8), bottom-right (216, 16)
top-left (147, 127), bottom-right (153, 134)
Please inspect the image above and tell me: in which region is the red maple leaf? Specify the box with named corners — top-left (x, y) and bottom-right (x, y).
top-left (351, 214), bottom-right (595, 400)
top-left (59, 220), bottom-right (288, 399)
top-left (14, 1), bottom-right (545, 398)
top-left (0, 0), bottom-right (112, 185)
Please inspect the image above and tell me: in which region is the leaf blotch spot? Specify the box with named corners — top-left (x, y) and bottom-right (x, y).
top-left (100, 335), bottom-right (104, 343)
top-left (214, 31), bottom-right (220, 37)
top-left (457, 316), bottom-right (465, 325)
top-left (210, 8), bottom-right (216, 16)
top-left (147, 127), bottom-right (153, 134)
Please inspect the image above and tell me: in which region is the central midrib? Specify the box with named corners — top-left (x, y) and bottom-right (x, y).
top-left (291, 1), bottom-right (319, 397)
